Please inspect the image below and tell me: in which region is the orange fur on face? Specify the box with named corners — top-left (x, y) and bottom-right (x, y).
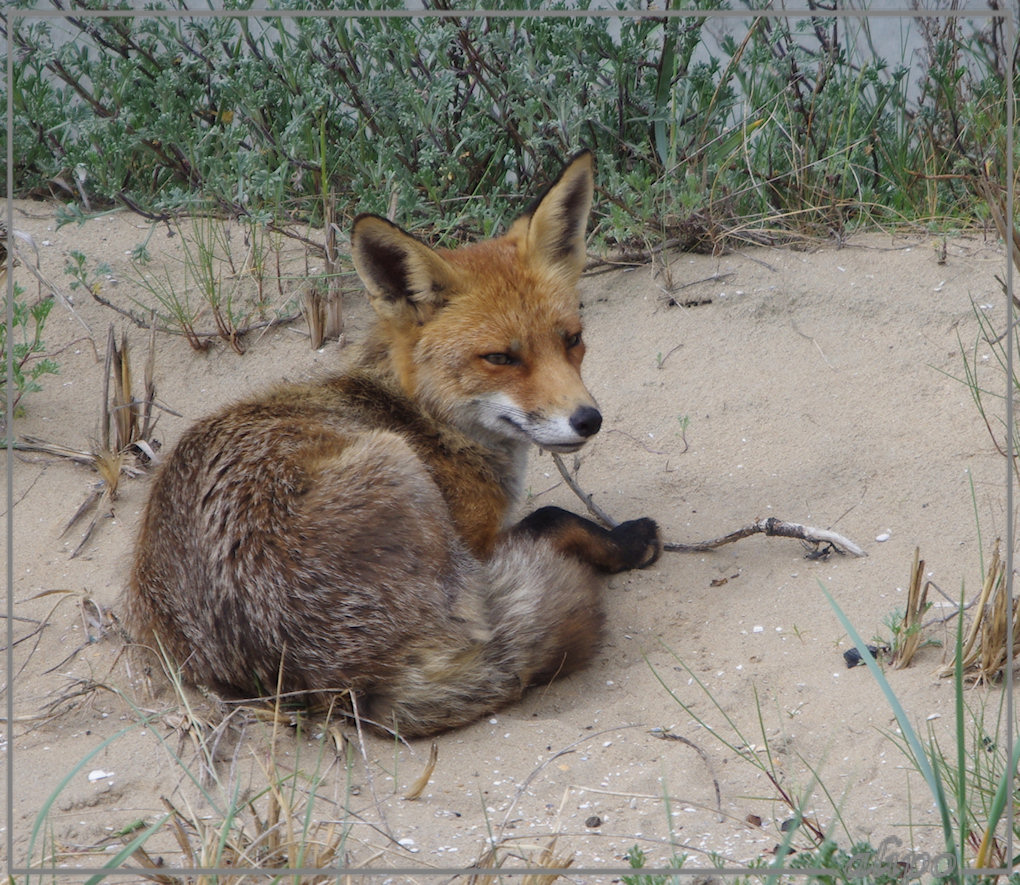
top-left (409, 235), bottom-right (598, 442)
top-left (350, 150), bottom-right (602, 457)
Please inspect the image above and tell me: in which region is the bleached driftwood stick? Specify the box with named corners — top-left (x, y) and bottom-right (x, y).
top-left (660, 517), bottom-right (867, 557)
top-left (550, 453), bottom-right (867, 558)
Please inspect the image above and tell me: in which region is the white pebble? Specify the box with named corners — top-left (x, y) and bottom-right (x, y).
top-left (875, 531), bottom-right (891, 542)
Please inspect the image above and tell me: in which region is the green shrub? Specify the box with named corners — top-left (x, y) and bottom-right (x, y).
top-left (2, 1), bottom-right (1012, 248)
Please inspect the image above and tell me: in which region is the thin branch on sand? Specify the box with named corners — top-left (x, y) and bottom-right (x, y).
top-left (550, 453), bottom-right (866, 558)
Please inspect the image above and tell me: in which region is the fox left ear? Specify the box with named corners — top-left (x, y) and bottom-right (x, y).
top-left (351, 214), bottom-right (461, 323)
top-left (523, 150), bottom-right (594, 282)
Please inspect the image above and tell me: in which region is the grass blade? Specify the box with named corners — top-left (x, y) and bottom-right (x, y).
top-left (975, 727), bottom-right (1020, 868)
top-left (24, 723), bottom-right (140, 872)
top-left (821, 581), bottom-right (957, 858)
top-left (82, 814), bottom-right (172, 885)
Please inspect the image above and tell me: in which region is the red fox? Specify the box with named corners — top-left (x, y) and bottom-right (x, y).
top-left (126, 152), bottom-right (661, 737)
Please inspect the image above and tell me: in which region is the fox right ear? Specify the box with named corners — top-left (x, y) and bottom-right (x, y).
top-left (523, 150), bottom-right (594, 283)
top-left (351, 215), bottom-right (460, 321)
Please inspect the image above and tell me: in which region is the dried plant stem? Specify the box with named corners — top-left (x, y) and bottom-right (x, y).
top-left (662, 518), bottom-right (866, 557)
top-left (86, 281), bottom-right (300, 341)
top-left (347, 691), bottom-right (396, 846)
top-left (402, 742), bottom-right (438, 801)
top-left (978, 177), bottom-right (1020, 272)
top-left (891, 547), bottom-right (930, 669)
top-left (940, 540), bottom-right (1017, 682)
top-left (651, 728), bottom-right (723, 822)
top-left (550, 453), bottom-right (866, 557)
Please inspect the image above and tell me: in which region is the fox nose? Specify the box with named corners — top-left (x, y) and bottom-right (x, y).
top-left (570, 405), bottom-right (603, 439)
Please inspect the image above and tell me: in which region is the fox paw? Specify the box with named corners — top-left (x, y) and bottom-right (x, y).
top-left (610, 518), bottom-right (662, 570)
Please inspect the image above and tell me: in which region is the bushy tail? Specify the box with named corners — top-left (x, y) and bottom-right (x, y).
top-left (362, 537), bottom-right (604, 737)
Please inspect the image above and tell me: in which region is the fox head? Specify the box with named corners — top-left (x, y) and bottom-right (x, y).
top-left (351, 151), bottom-right (602, 454)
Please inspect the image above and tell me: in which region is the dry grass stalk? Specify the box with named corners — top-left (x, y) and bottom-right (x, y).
top-left (301, 284), bottom-right (328, 350)
top-left (891, 546), bottom-right (930, 669)
top-left (119, 749), bottom-right (350, 882)
top-left (321, 195), bottom-right (344, 343)
top-left (978, 175), bottom-right (1020, 274)
top-left (300, 195), bottom-right (344, 350)
top-left (301, 284), bottom-right (343, 351)
top-left (467, 837), bottom-right (572, 885)
top-left (161, 795), bottom-right (198, 868)
top-left (61, 324), bottom-right (161, 555)
top-left (940, 540), bottom-right (1017, 683)
top-left (106, 323), bottom-right (160, 454)
top-left (402, 741), bottom-right (438, 800)
top-left (126, 843), bottom-right (178, 884)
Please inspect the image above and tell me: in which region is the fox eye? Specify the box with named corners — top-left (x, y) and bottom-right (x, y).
top-left (565, 332), bottom-right (583, 349)
top-left (482, 352), bottom-right (519, 366)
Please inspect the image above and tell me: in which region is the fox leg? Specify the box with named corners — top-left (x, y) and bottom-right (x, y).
top-left (512, 506), bottom-right (661, 573)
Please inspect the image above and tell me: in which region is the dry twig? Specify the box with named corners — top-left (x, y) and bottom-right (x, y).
top-left (978, 176), bottom-right (1020, 273)
top-left (650, 727), bottom-right (723, 822)
top-left (550, 453), bottom-right (866, 557)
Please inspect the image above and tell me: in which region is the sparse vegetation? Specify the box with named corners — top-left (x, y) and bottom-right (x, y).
top-left (1, 281), bottom-right (59, 430)
top-left (638, 564), bottom-right (1020, 883)
top-left (24, 698), bottom-right (360, 881)
top-left (3, 0), bottom-right (1013, 361)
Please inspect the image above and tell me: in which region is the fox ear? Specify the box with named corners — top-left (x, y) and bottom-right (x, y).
top-left (523, 150), bottom-right (594, 282)
top-left (351, 215), bottom-right (460, 321)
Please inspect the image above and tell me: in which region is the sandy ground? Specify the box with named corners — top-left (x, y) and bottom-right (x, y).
top-left (3, 198), bottom-right (1014, 881)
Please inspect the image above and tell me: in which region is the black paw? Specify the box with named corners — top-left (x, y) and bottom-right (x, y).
top-left (610, 518), bottom-right (662, 570)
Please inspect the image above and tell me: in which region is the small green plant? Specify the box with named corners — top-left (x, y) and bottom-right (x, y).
top-left (1, 283), bottom-right (59, 428)
top-left (873, 605), bottom-right (939, 664)
top-left (676, 414), bottom-right (691, 453)
top-left (176, 213), bottom-right (248, 353)
top-left (66, 214), bottom-right (300, 354)
top-left (125, 234), bottom-right (205, 351)
top-left (622, 845), bottom-right (688, 885)
top-left (64, 248), bottom-right (112, 295)
top-left (616, 844), bottom-right (689, 885)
